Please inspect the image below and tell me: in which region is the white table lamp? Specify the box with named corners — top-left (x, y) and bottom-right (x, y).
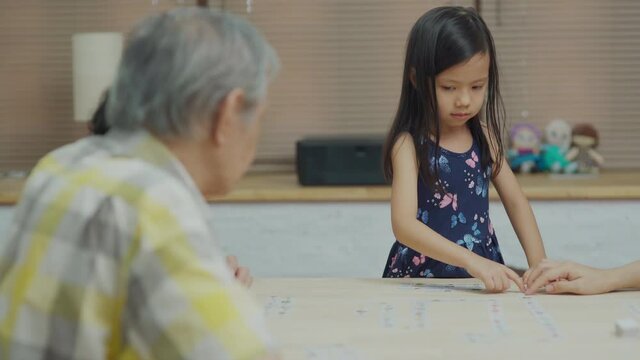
top-left (72, 32), bottom-right (123, 122)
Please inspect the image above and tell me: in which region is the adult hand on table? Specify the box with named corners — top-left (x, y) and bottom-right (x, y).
top-left (227, 255), bottom-right (253, 288)
top-left (524, 259), bottom-right (616, 295)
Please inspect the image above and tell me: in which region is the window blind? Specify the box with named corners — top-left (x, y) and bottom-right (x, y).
top-left (2, 1), bottom-right (638, 173)
top-left (224, 0), bottom-right (474, 171)
top-left (482, 0), bottom-right (640, 168)
top-left (0, 0), bottom-right (200, 174)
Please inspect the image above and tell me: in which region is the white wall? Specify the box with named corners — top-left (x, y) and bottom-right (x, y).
top-left (2, 201), bottom-right (639, 277)
top-left (210, 201), bottom-right (640, 277)
top-left (210, 202), bottom-right (393, 277)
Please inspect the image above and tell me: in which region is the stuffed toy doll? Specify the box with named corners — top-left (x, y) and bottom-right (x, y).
top-left (508, 123), bottom-right (542, 173)
top-left (539, 119), bottom-right (576, 173)
top-left (565, 123), bottom-right (604, 174)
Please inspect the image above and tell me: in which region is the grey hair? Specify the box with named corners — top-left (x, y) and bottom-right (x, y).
top-left (106, 7), bottom-right (279, 136)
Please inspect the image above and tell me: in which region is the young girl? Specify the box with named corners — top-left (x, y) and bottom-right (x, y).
top-left (382, 6), bottom-right (546, 293)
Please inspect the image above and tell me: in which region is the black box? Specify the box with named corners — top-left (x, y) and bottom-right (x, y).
top-left (296, 136), bottom-right (387, 185)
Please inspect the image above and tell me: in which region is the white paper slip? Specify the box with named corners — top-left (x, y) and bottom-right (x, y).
top-left (305, 344), bottom-right (362, 360)
top-left (615, 318), bottom-right (639, 337)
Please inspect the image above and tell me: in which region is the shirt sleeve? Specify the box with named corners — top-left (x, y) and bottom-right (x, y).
top-left (121, 192), bottom-right (273, 360)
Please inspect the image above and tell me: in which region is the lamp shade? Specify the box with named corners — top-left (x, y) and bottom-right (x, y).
top-left (72, 32), bottom-right (123, 122)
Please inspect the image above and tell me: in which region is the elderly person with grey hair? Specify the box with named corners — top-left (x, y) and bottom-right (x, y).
top-left (0, 8), bottom-right (279, 360)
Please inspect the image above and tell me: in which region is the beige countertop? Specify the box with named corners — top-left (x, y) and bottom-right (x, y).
top-left (2, 170), bottom-right (640, 205)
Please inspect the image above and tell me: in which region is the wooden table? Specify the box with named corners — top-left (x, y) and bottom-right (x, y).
top-left (253, 278), bottom-right (640, 359)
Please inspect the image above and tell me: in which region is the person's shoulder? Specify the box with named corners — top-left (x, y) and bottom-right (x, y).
top-left (392, 131), bottom-right (416, 154)
top-left (52, 134), bottom-right (109, 159)
top-left (98, 158), bottom-right (196, 210)
top-left (36, 141), bottom-right (192, 210)
top-left (18, 137), bottom-right (106, 204)
top-left (475, 125), bottom-right (500, 162)
top-left (389, 131), bottom-right (421, 178)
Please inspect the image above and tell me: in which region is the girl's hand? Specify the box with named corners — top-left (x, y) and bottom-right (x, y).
top-left (522, 258), bottom-right (546, 288)
top-left (524, 259), bottom-right (615, 295)
top-left (226, 255), bottom-right (253, 288)
top-left (465, 256), bottom-right (525, 293)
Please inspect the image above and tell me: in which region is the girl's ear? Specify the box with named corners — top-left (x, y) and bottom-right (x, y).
top-left (409, 67), bottom-right (417, 88)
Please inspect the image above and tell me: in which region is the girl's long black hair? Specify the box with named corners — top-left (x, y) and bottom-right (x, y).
top-left (382, 6), bottom-right (505, 192)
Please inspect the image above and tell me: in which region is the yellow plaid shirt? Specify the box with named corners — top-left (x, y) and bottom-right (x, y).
top-left (0, 129), bottom-right (273, 359)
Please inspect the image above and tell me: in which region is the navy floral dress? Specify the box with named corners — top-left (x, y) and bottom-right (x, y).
top-left (382, 137), bottom-right (504, 278)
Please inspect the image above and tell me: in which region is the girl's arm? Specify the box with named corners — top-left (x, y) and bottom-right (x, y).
top-left (492, 158), bottom-right (547, 267)
top-left (390, 133), bottom-right (523, 292)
